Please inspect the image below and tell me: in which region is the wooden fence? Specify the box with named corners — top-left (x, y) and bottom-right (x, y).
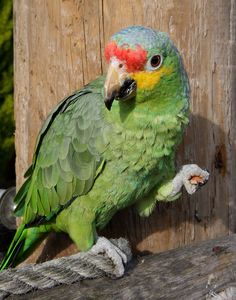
top-left (14, 0), bottom-right (236, 263)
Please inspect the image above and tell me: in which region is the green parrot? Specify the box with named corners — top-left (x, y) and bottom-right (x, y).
top-left (0, 26), bottom-right (209, 273)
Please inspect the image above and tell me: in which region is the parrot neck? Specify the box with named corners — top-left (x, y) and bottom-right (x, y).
top-left (106, 93), bottom-right (189, 170)
top-left (110, 89), bottom-right (189, 123)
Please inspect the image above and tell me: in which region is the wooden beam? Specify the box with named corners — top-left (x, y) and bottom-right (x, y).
top-left (8, 234), bottom-right (236, 300)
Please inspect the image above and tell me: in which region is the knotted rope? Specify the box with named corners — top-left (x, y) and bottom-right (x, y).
top-left (0, 238), bottom-right (131, 299)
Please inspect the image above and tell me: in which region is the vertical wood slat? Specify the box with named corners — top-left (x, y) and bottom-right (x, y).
top-left (14, 0), bottom-right (236, 262)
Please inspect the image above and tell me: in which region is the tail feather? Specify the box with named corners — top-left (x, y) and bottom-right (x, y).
top-left (0, 224), bottom-right (47, 271)
top-left (0, 224), bottom-right (26, 270)
top-left (14, 177), bottom-right (31, 217)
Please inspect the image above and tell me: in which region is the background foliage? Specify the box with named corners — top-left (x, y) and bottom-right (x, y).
top-left (0, 0), bottom-right (15, 187)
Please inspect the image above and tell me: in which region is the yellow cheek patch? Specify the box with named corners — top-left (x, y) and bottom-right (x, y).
top-left (131, 66), bottom-right (173, 90)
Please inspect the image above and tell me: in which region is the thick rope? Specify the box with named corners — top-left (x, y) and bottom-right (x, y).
top-left (0, 238), bottom-right (131, 299)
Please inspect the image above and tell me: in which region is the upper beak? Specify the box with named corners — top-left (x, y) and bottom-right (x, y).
top-left (104, 62), bottom-right (128, 110)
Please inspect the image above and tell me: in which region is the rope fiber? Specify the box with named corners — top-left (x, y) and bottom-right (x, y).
top-left (0, 238), bottom-right (131, 299)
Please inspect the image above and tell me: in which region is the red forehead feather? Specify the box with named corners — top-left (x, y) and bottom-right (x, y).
top-left (105, 41), bottom-right (147, 72)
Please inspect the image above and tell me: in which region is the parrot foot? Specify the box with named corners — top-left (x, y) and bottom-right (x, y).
top-left (180, 164), bottom-right (209, 194)
top-left (89, 237), bottom-right (128, 277)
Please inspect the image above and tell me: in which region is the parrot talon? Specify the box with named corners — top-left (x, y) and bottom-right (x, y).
top-left (89, 237), bottom-right (128, 277)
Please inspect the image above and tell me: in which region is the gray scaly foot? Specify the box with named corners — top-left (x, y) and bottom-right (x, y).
top-left (89, 237), bottom-right (130, 277)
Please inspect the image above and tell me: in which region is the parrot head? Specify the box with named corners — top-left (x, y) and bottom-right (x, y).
top-left (104, 26), bottom-right (189, 111)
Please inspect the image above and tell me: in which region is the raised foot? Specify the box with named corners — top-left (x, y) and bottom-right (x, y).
top-left (89, 237), bottom-right (131, 278)
top-left (180, 164), bottom-right (209, 194)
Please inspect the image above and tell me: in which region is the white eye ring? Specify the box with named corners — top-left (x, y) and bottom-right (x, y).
top-left (145, 54), bottom-right (163, 71)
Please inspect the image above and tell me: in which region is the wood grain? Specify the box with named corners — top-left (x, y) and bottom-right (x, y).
top-left (9, 234), bottom-right (236, 300)
top-left (14, 0), bottom-right (236, 263)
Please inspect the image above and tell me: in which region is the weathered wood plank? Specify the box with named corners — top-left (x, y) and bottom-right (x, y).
top-left (14, 0), bottom-right (236, 262)
top-left (8, 234), bottom-right (236, 300)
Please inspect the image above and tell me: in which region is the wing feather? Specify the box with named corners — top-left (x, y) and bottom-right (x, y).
top-left (15, 81), bottom-right (108, 224)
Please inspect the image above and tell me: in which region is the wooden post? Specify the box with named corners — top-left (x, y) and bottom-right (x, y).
top-left (14, 0), bottom-right (236, 263)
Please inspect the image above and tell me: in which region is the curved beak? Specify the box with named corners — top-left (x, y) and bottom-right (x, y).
top-left (104, 60), bottom-right (136, 110)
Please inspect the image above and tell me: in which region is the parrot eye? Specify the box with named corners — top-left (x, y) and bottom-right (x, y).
top-left (151, 55), bottom-right (162, 67)
top-left (146, 54), bottom-right (163, 71)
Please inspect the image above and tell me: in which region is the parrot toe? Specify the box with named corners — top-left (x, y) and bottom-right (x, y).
top-left (89, 236), bottom-right (129, 277)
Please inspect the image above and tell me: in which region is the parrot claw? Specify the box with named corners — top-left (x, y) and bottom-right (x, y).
top-left (89, 237), bottom-right (128, 277)
top-left (180, 164), bottom-right (209, 195)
